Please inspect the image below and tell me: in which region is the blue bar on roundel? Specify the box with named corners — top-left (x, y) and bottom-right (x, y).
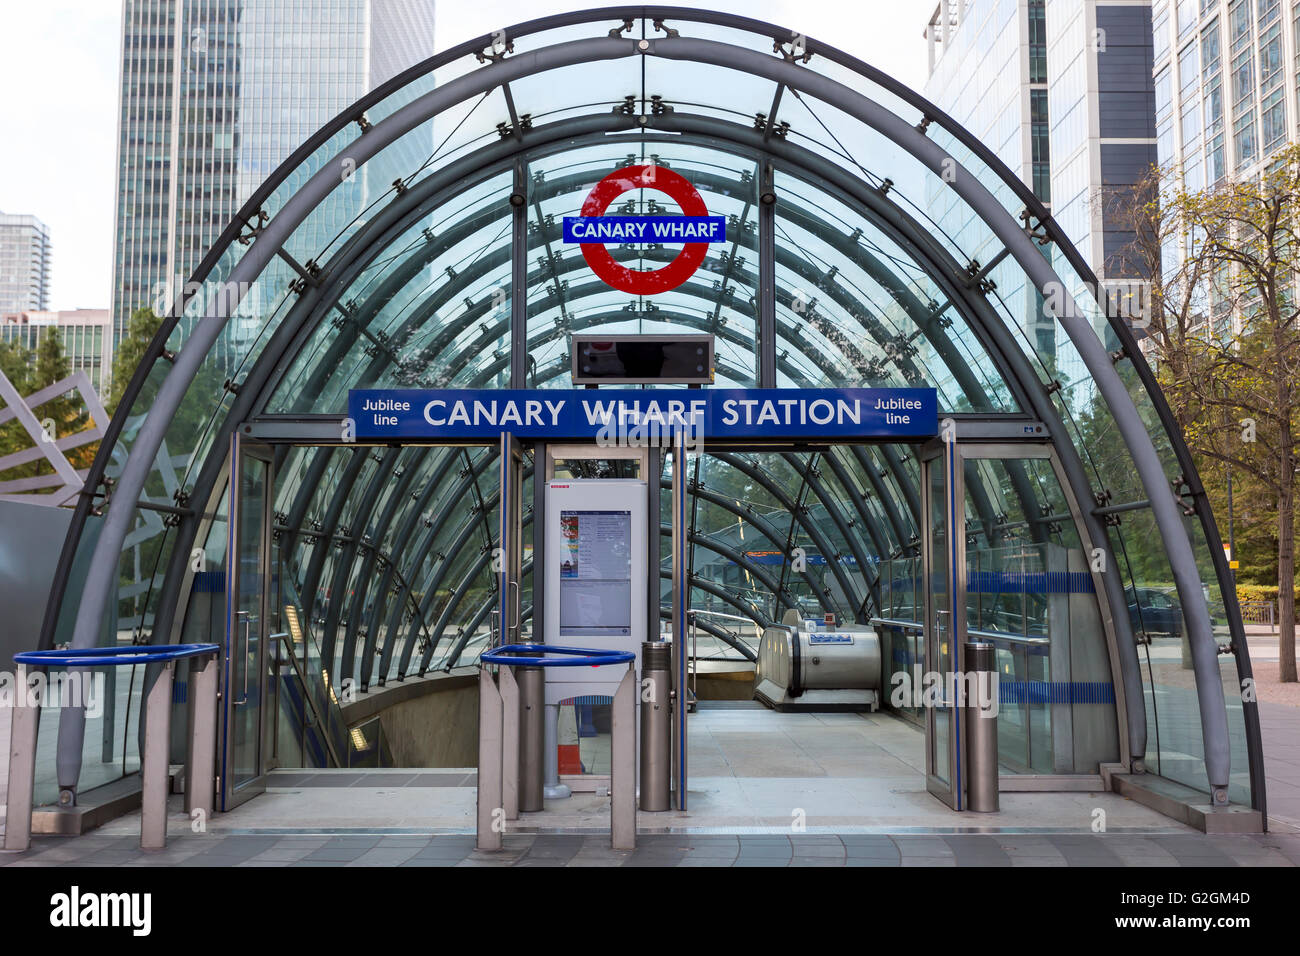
top-left (562, 215), bottom-right (727, 244)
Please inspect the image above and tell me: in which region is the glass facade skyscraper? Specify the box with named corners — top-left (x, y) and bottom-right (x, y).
top-left (0, 212), bottom-right (52, 313)
top-left (924, 0), bottom-right (1158, 394)
top-left (110, 0), bottom-right (437, 345)
top-left (1152, 1), bottom-right (1298, 186)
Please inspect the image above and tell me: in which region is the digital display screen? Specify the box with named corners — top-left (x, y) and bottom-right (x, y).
top-left (558, 509), bottom-right (632, 637)
top-left (572, 335), bottom-right (713, 384)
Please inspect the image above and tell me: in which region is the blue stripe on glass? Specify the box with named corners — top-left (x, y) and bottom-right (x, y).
top-left (997, 680), bottom-right (1115, 704)
top-left (966, 570), bottom-right (1095, 594)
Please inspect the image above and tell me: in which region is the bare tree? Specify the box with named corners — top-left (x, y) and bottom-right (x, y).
top-left (1112, 149), bottom-right (1300, 683)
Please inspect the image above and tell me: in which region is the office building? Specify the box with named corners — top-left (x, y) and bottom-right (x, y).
top-left (924, 1), bottom-right (1159, 370)
top-left (0, 212), bottom-right (52, 313)
top-left (1152, 0), bottom-right (1298, 188)
top-left (0, 309), bottom-right (114, 397)
top-left (110, 0), bottom-right (437, 344)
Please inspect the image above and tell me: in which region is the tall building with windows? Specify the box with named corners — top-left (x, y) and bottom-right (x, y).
top-left (0, 212), bottom-right (52, 313)
top-left (924, 1), bottom-right (1158, 376)
top-left (0, 310), bottom-right (114, 397)
top-left (1152, 0), bottom-right (1295, 188)
top-left (110, 0), bottom-right (437, 344)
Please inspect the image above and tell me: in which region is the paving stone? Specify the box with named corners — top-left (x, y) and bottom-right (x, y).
top-left (302, 847), bottom-right (369, 862)
top-left (942, 836), bottom-right (1012, 866)
top-left (845, 856), bottom-right (901, 867)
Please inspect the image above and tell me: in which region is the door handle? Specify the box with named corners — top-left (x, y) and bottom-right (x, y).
top-left (235, 611), bottom-right (251, 706)
top-left (508, 580), bottom-right (520, 637)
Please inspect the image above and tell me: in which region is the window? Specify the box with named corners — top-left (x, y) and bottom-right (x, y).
top-left (1205, 73), bottom-right (1225, 132)
top-left (1232, 46), bottom-right (1255, 104)
top-left (1032, 163), bottom-right (1051, 204)
top-left (1156, 67), bottom-right (1173, 120)
top-left (1234, 109), bottom-right (1258, 164)
top-left (1180, 42), bottom-right (1201, 92)
top-left (1028, 0), bottom-right (1047, 83)
top-left (1182, 98), bottom-right (1202, 147)
top-left (1230, 0), bottom-right (1252, 49)
top-left (1295, 2), bottom-right (1300, 127)
top-left (1158, 118), bottom-right (1175, 166)
top-left (1031, 89), bottom-right (1050, 203)
top-left (1259, 21), bottom-right (1283, 91)
top-left (1262, 86), bottom-right (1286, 150)
top-left (1154, 9), bottom-right (1171, 62)
top-left (1202, 18), bottom-right (1221, 72)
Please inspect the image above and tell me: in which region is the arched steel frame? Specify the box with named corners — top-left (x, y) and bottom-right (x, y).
top-left (41, 8), bottom-right (1259, 812)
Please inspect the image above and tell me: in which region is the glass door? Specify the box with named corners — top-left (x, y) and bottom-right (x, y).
top-left (221, 435), bottom-right (274, 810)
top-left (921, 438), bottom-right (964, 809)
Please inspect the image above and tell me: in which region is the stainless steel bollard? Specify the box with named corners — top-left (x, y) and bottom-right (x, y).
top-left (3, 664), bottom-right (41, 852)
top-left (476, 666), bottom-right (504, 851)
top-left (964, 641), bottom-right (999, 812)
top-left (639, 641), bottom-right (671, 811)
top-left (140, 661), bottom-right (175, 850)
top-left (517, 662), bottom-right (545, 812)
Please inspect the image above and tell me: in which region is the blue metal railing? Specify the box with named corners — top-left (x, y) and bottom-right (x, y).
top-left (14, 643), bottom-right (220, 668)
top-left (480, 644), bottom-right (634, 667)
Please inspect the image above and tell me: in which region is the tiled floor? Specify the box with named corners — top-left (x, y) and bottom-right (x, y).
top-left (1259, 700), bottom-right (1300, 832)
top-left (86, 706), bottom-right (1182, 834)
top-left (4, 699), bottom-right (1298, 866)
top-left (3, 831), bottom-right (1297, 868)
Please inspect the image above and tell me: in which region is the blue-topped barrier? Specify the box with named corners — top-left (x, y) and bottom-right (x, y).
top-left (475, 643), bottom-right (637, 852)
top-left (4, 643), bottom-right (221, 854)
top-left (480, 644), bottom-right (635, 667)
top-left (14, 643), bottom-right (220, 668)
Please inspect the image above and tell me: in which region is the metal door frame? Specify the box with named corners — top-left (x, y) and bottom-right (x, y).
top-left (920, 435), bottom-right (964, 810)
top-left (220, 433), bottom-right (275, 810)
top-left (497, 432), bottom-right (525, 647)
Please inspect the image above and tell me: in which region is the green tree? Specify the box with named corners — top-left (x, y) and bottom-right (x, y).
top-left (0, 339), bottom-right (35, 480)
top-left (32, 328), bottom-right (92, 465)
top-left (110, 306), bottom-right (164, 411)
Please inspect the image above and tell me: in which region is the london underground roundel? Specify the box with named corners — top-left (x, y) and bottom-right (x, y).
top-left (562, 164), bottom-right (726, 295)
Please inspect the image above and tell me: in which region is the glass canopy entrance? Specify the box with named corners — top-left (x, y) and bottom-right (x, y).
top-left (36, 7), bottom-right (1261, 822)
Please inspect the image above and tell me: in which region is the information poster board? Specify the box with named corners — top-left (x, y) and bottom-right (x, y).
top-left (558, 509), bottom-right (632, 638)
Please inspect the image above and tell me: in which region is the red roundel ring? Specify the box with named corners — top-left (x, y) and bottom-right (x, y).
top-left (578, 164), bottom-right (710, 295)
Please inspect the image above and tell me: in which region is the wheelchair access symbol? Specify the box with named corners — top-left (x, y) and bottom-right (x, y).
top-left (563, 164), bottom-right (726, 295)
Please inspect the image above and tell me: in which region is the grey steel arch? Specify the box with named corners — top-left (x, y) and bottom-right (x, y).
top-left (42, 7), bottom-right (1259, 813)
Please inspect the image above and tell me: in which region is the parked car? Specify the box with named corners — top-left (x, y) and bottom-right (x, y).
top-left (1127, 586), bottom-right (1183, 642)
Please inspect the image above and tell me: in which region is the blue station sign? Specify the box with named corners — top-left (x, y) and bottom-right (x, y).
top-left (562, 215), bottom-right (727, 244)
top-left (347, 387), bottom-right (939, 442)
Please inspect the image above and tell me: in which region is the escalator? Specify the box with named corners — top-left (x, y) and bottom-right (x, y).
top-left (266, 593), bottom-right (393, 770)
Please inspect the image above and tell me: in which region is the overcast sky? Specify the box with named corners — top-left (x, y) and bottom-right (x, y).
top-left (0, 1), bottom-right (929, 311)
